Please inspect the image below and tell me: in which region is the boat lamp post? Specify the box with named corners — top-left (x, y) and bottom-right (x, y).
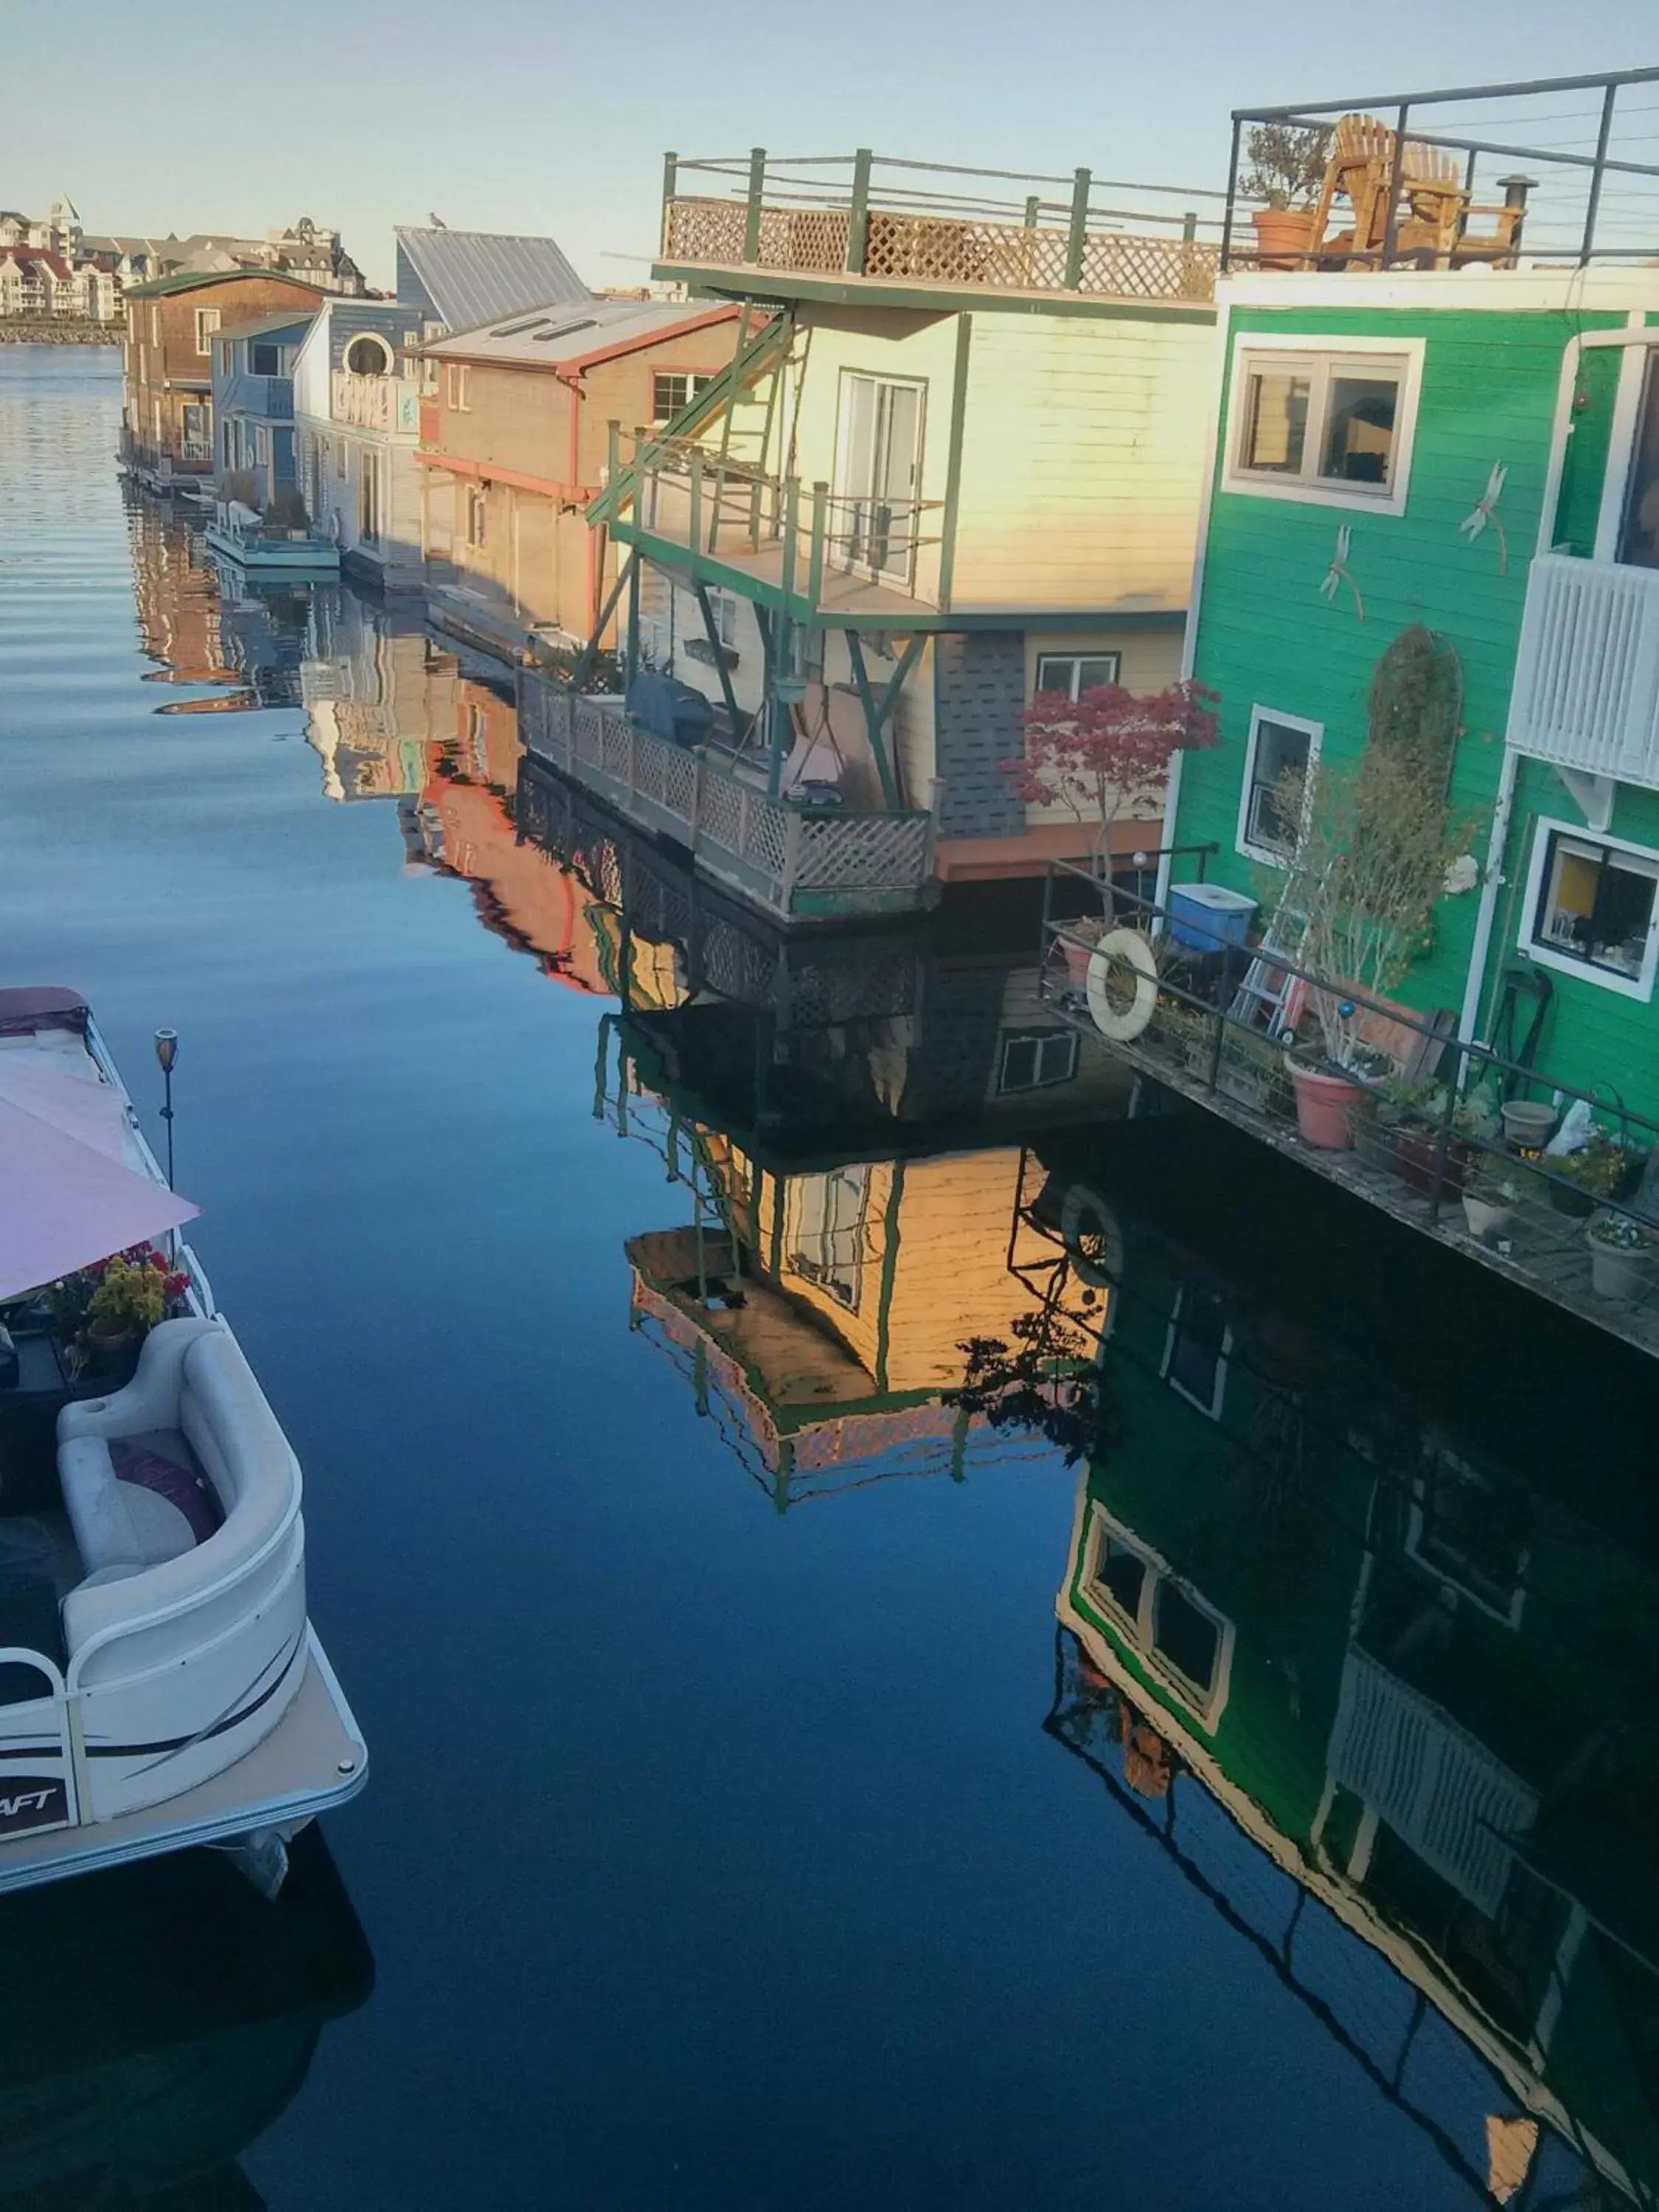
top-left (154, 1029), bottom-right (178, 1190)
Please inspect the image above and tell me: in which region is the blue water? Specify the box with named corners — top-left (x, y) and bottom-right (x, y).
top-left (1, 348), bottom-right (1652, 2211)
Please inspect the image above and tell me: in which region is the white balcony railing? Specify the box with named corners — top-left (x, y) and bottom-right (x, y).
top-left (1509, 552), bottom-right (1659, 788)
top-left (330, 369), bottom-right (420, 435)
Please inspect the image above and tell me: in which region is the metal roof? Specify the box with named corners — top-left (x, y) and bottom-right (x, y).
top-left (122, 268), bottom-right (329, 300)
top-left (393, 228), bottom-right (588, 332)
top-left (215, 308), bottom-right (320, 344)
top-left (422, 296), bottom-right (737, 368)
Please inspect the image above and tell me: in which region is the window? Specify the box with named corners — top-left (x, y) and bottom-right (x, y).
top-left (651, 370), bottom-right (716, 423)
top-left (787, 1166), bottom-right (869, 1310)
top-left (835, 371), bottom-right (925, 585)
top-left (251, 340), bottom-right (282, 377)
top-left (1034, 651), bottom-right (1121, 701)
top-left (334, 436), bottom-right (347, 480)
top-left (345, 333), bottom-right (392, 377)
top-left (1082, 1507), bottom-right (1234, 1730)
top-left (255, 424), bottom-right (270, 465)
top-left (1161, 1284), bottom-right (1231, 1419)
top-left (1522, 820), bottom-right (1659, 999)
top-left (467, 484), bottom-right (487, 549)
top-left (709, 589), bottom-right (738, 647)
top-left (193, 306), bottom-right (220, 355)
top-left (1617, 352), bottom-right (1659, 570)
top-left (1237, 706), bottom-right (1321, 864)
top-left (420, 357), bottom-right (439, 397)
top-left (1225, 338), bottom-right (1422, 514)
top-left (216, 340), bottom-right (231, 375)
top-left (358, 452), bottom-right (380, 544)
top-left (1406, 1447), bottom-right (1530, 1627)
top-left (445, 362), bottom-right (470, 411)
top-left (998, 1029), bottom-right (1079, 1093)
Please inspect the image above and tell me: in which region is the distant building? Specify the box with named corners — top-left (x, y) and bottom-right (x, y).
top-left (291, 229), bottom-right (591, 591)
top-left (0, 200), bottom-right (120, 323)
top-left (418, 296), bottom-right (744, 664)
top-left (122, 270), bottom-right (327, 486)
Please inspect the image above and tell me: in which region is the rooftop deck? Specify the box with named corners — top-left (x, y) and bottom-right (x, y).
top-left (656, 150), bottom-right (1223, 309)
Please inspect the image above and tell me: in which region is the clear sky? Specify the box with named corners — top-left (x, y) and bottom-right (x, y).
top-left (7, 0), bottom-right (1656, 291)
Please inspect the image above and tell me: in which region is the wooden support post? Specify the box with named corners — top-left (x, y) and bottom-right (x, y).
top-left (846, 147), bottom-right (874, 274)
top-left (936, 318), bottom-right (971, 614)
top-left (1182, 210), bottom-right (1197, 243)
top-left (709, 299), bottom-right (751, 555)
top-left (624, 553), bottom-right (640, 698)
top-left (688, 447), bottom-right (703, 577)
top-left (1064, 167), bottom-right (1091, 290)
top-left (661, 152), bottom-right (678, 252)
top-left (846, 628), bottom-right (900, 811)
top-left (743, 147), bottom-right (766, 265)
top-left (807, 479), bottom-right (827, 612)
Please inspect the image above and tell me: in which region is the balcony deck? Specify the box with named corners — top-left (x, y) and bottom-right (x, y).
top-left (1040, 874), bottom-right (1659, 1366)
top-left (518, 670), bottom-right (936, 925)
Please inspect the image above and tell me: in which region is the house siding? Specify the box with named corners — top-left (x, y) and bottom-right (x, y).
top-left (1173, 301), bottom-right (1632, 1026)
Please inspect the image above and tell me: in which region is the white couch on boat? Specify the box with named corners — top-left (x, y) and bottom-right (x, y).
top-left (54, 1319), bottom-right (309, 1812)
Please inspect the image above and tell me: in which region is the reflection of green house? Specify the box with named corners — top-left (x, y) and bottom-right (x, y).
top-left (1048, 1204), bottom-right (1659, 2206)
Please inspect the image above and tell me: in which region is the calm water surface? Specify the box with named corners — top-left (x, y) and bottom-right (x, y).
top-left (1, 347), bottom-right (1655, 2211)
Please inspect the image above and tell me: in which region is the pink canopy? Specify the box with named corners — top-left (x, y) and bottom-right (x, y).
top-left (0, 1060), bottom-right (200, 1302)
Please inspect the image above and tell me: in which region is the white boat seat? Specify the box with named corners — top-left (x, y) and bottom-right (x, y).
top-left (59, 1425), bottom-right (212, 1574)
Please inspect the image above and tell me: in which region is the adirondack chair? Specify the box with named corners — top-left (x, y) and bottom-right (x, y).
top-left (1308, 114), bottom-right (1526, 268)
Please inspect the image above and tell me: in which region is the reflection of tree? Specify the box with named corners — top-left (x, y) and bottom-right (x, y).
top-left (947, 1302), bottom-right (1117, 1466)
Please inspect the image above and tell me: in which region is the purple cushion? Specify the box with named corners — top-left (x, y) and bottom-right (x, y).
top-left (109, 1439), bottom-right (223, 1546)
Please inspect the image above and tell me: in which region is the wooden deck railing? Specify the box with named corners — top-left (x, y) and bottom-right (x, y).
top-left (518, 670), bottom-right (934, 921)
top-left (658, 151), bottom-right (1222, 307)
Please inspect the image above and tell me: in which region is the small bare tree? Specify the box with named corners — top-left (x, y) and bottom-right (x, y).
top-left (1272, 745), bottom-right (1476, 1068)
top-left (1005, 681), bottom-right (1220, 862)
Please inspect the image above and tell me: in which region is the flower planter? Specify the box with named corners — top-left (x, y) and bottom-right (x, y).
top-left (1462, 1192), bottom-right (1514, 1242)
top-left (84, 1320), bottom-right (139, 1377)
top-left (1394, 1130), bottom-right (1470, 1202)
top-left (1061, 927), bottom-right (1103, 990)
top-left (1587, 1237), bottom-right (1652, 1301)
top-left (1287, 1060), bottom-right (1366, 1150)
top-left (1502, 1100), bottom-right (1557, 1150)
top-left (1251, 208), bottom-right (1318, 269)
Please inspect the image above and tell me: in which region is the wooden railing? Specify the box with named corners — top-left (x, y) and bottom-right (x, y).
top-left (1509, 552), bottom-right (1659, 790)
top-left (658, 151), bottom-right (1222, 307)
top-left (518, 670), bottom-right (934, 920)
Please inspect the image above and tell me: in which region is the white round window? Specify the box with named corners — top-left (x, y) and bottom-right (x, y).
top-left (344, 334), bottom-right (392, 377)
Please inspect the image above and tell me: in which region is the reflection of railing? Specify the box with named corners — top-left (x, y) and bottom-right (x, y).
top-left (624, 428), bottom-right (945, 597)
top-left (660, 150), bottom-right (1222, 306)
top-left (1038, 861), bottom-right (1659, 1362)
top-left (1510, 553), bottom-right (1659, 790)
top-left (519, 671), bottom-right (934, 919)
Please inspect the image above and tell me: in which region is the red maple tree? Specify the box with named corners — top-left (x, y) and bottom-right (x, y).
top-left (1004, 680), bottom-right (1220, 854)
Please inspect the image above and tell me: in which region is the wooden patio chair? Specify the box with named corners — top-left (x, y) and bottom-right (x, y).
top-left (1308, 114), bottom-right (1527, 268)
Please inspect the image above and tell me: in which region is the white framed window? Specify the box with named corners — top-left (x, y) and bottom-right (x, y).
top-left (709, 588), bottom-right (739, 648)
top-left (420, 357), bottom-right (439, 396)
top-left (1160, 1284), bottom-right (1231, 1419)
top-left (1520, 818), bottom-right (1659, 1001)
top-left (193, 305), bottom-right (220, 355)
top-left (255, 424), bottom-right (270, 465)
top-left (787, 1165), bottom-right (869, 1311)
top-left (1081, 1506), bottom-right (1235, 1731)
top-left (445, 362), bottom-right (470, 411)
top-left (651, 370), bottom-right (716, 423)
top-left (1034, 650), bottom-right (1121, 701)
top-left (1405, 1446), bottom-right (1528, 1629)
top-left (466, 484), bottom-right (487, 549)
top-left (1237, 706), bottom-right (1321, 866)
top-left (834, 370), bottom-right (925, 586)
top-left (998, 1029), bottom-right (1079, 1093)
top-left (1222, 333), bottom-right (1424, 515)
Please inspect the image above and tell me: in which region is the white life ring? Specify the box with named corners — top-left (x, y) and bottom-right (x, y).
top-left (1085, 928), bottom-right (1159, 1041)
top-left (1060, 1184), bottom-right (1124, 1287)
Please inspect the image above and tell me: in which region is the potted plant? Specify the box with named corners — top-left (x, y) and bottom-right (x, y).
top-left (1240, 123), bottom-right (1332, 268)
top-left (1548, 1130), bottom-right (1632, 1220)
top-left (1056, 910), bottom-right (1107, 991)
top-left (1463, 1171), bottom-right (1522, 1243)
top-left (83, 1251), bottom-right (168, 1374)
top-left (1270, 746), bottom-right (1476, 1151)
top-left (1585, 1210), bottom-right (1657, 1300)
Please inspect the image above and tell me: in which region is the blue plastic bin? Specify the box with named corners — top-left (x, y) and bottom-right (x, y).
top-left (1168, 882), bottom-right (1258, 954)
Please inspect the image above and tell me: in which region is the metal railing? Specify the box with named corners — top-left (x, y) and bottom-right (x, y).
top-left (1222, 67), bottom-right (1659, 274)
top-left (659, 149), bottom-right (1223, 307)
top-left (519, 670), bottom-right (935, 919)
top-left (621, 425), bottom-right (945, 600)
top-left (1040, 859), bottom-right (1659, 1356)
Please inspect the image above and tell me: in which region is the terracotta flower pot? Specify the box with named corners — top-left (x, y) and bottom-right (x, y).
top-left (1061, 926), bottom-right (1104, 989)
top-left (1251, 208), bottom-right (1318, 270)
top-left (1287, 1060), bottom-right (1366, 1150)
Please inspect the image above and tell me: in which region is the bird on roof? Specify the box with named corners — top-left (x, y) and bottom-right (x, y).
top-left (428, 213), bottom-right (448, 229)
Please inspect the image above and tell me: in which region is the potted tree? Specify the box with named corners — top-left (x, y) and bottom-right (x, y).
top-left (1011, 678), bottom-right (1220, 989)
top-left (1241, 123), bottom-right (1332, 268)
top-left (1269, 745), bottom-right (1475, 1150)
top-left (1585, 1211), bottom-right (1657, 1299)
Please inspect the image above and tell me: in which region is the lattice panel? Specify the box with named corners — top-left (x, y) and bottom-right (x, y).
top-left (742, 796), bottom-right (790, 877)
top-left (664, 197), bottom-right (747, 264)
top-left (599, 714), bottom-right (631, 785)
top-left (1079, 232), bottom-right (1218, 302)
top-left (973, 222), bottom-right (1071, 290)
top-left (571, 697), bottom-right (606, 767)
top-left (698, 917), bottom-right (782, 1006)
top-left (799, 813), bottom-right (930, 891)
top-left (698, 773), bottom-right (746, 856)
top-left (631, 726), bottom-right (698, 827)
